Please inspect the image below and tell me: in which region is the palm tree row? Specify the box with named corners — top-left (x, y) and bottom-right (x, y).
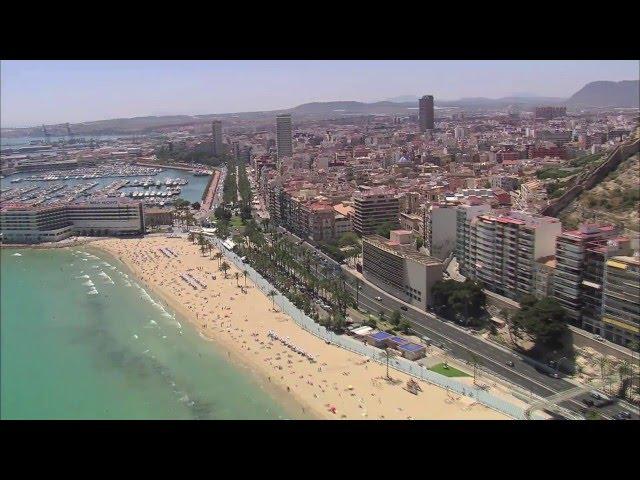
top-left (234, 220), bottom-right (354, 330)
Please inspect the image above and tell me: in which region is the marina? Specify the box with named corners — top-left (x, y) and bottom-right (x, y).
top-left (1, 166), bottom-right (210, 206)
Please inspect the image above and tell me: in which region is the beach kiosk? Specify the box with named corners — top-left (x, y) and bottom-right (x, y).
top-left (398, 342), bottom-right (427, 361)
top-left (366, 331), bottom-right (393, 348)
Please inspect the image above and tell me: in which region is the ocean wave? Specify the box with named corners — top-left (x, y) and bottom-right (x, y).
top-left (76, 274), bottom-right (90, 279)
top-left (87, 288), bottom-right (99, 295)
top-left (149, 319), bottom-right (158, 325)
top-left (82, 280), bottom-right (95, 287)
top-left (13, 253), bottom-right (22, 256)
top-left (133, 334), bottom-right (139, 339)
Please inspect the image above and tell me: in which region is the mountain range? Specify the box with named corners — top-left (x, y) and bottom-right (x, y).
top-left (2, 80), bottom-right (637, 138)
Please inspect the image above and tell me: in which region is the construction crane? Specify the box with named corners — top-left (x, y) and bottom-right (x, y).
top-left (42, 124), bottom-right (50, 144)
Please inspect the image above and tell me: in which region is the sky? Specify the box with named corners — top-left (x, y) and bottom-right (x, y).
top-left (1, 60), bottom-right (638, 128)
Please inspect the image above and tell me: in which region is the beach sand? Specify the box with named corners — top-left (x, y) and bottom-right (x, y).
top-left (91, 236), bottom-right (515, 420)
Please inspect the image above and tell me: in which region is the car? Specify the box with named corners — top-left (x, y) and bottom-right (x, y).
top-left (582, 399), bottom-right (595, 407)
top-left (548, 372), bottom-right (560, 379)
top-left (506, 361), bottom-right (515, 368)
top-left (358, 285), bottom-right (363, 290)
top-left (592, 334), bottom-right (605, 342)
top-left (375, 296), bottom-right (382, 301)
top-left (400, 306), bottom-right (408, 311)
top-left (590, 390), bottom-right (607, 400)
top-left (614, 411), bottom-right (631, 420)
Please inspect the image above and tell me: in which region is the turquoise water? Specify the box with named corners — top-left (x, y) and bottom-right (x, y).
top-left (0, 247), bottom-right (290, 420)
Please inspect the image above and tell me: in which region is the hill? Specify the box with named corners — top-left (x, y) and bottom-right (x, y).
top-left (566, 80), bottom-right (639, 108)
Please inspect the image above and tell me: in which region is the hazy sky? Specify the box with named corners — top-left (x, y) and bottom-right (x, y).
top-left (1, 60), bottom-right (637, 128)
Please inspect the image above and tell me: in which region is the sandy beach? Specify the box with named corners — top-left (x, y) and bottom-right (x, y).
top-left (91, 235), bottom-right (515, 420)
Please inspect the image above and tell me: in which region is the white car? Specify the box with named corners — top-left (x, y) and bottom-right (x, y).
top-left (375, 296), bottom-right (382, 301)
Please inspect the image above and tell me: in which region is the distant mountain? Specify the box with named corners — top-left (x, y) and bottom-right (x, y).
top-left (566, 80), bottom-right (639, 108)
top-left (384, 95), bottom-right (420, 103)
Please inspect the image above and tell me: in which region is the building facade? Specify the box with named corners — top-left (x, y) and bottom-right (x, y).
top-left (419, 95), bottom-right (435, 132)
top-left (276, 114), bottom-right (293, 160)
top-left (212, 120), bottom-right (223, 157)
top-left (353, 189), bottom-right (399, 236)
top-left (602, 255), bottom-right (640, 347)
top-left (362, 230), bottom-right (443, 311)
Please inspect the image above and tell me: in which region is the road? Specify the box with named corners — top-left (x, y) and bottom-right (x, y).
top-left (343, 269), bottom-right (638, 420)
top-left (263, 227), bottom-right (638, 419)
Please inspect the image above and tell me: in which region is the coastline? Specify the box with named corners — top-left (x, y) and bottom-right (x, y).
top-left (86, 236), bottom-right (513, 420)
top-left (84, 243), bottom-right (317, 420)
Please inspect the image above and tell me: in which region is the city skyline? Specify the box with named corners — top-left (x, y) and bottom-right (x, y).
top-left (1, 60), bottom-right (638, 128)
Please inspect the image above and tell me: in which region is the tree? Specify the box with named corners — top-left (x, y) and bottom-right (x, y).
top-left (191, 202), bottom-right (201, 210)
top-left (187, 231), bottom-right (195, 244)
top-left (389, 310), bottom-right (401, 326)
top-left (399, 318), bottom-right (411, 334)
top-left (511, 296), bottom-right (568, 348)
top-left (432, 279), bottom-right (486, 325)
top-left (214, 252), bottom-right (223, 267)
top-left (220, 261), bottom-right (230, 278)
top-left (416, 237), bottom-right (424, 251)
top-left (243, 269), bottom-right (249, 287)
top-left (617, 361), bottom-right (633, 399)
top-left (378, 348), bottom-right (398, 380)
top-left (234, 271), bottom-right (240, 287)
top-left (375, 221), bottom-right (396, 239)
top-left (268, 290), bottom-right (277, 310)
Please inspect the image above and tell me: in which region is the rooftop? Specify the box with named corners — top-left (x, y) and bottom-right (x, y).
top-left (364, 234), bottom-right (442, 267)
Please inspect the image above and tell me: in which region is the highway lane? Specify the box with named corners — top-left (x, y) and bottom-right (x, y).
top-left (344, 274), bottom-right (637, 419)
top-left (260, 228), bottom-right (637, 419)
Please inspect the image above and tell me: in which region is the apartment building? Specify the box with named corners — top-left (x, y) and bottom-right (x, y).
top-left (362, 230), bottom-right (442, 311)
top-left (352, 188), bottom-right (399, 236)
top-left (459, 210), bottom-right (562, 301)
top-left (602, 255), bottom-right (640, 347)
top-left (553, 224), bottom-right (631, 338)
top-left (455, 201), bottom-right (492, 277)
top-left (0, 199), bottom-right (144, 244)
top-left (424, 203), bottom-right (458, 261)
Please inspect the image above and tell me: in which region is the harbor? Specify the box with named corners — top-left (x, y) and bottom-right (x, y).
top-left (1, 164), bottom-right (211, 206)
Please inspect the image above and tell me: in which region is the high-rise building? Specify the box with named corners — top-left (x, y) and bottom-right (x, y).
top-left (602, 255), bottom-right (640, 347)
top-left (457, 210), bottom-right (562, 300)
top-left (553, 224), bottom-right (631, 337)
top-left (419, 95), bottom-right (434, 132)
top-left (424, 203), bottom-right (458, 260)
top-left (212, 120), bottom-right (223, 157)
top-left (353, 188), bottom-right (399, 236)
top-left (276, 114), bottom-right (293, 160)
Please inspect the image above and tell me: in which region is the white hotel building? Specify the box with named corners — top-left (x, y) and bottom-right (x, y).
top-left (0, 199), bottom-right (145, 244)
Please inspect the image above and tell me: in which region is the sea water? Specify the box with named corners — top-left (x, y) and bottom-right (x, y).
top-left (0, 247), bottom-right (290, 419)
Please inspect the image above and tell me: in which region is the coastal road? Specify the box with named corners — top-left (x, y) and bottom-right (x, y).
top-left (342, 271), bottom-right (638, 420)
top-left (266, 228), bottom-right (638, 419)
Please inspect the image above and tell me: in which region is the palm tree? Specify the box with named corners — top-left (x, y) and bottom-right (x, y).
top-left (234, 271), bottom-right (240, 287)
top-left (617, 361), bottom-right (633, 399)
top-left (378, 348), bottom-right (397, 380)
top-left (243, 269), bottom-right (248, 287)
top-left (188, 231), bottom-right (195, 244)
top-left (469, 353), bottom-right (482, 385)
top-left (268, 290), bottom-right (277, 311)
top-left (214, 252), bottom-right (223, 267)
top-left (220, 261), bottom-right (230, 278)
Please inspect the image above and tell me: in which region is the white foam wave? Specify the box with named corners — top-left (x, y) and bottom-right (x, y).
top-left (76, 274), bottom-right (90, 279)
top-left (149, 320), bottom-right (158, 325)
top-left (82, 280), bottom-right (95, 287)
top-left (133, 334), bottom-right (138, 339)
top-left (13, 253), bottom-right (22, 256)
top-left (87, 288), bottom-right (99, 295)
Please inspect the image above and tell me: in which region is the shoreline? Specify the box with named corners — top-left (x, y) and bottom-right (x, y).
top-left (84, 243), bottom-right (319, 420)
top-left (79, 236), bottom-right (513, 420)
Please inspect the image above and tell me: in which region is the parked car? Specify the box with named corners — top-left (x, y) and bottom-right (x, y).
top-left (582, 399), bottom-right (595, 407)
top-left (592, 334), bottom-right (605, 342)
top-left (614, 411), bottom-right (631, 420)
top-left (375, 296), bottom-right (382, 301)
top-left (400, 306), bottom-right (408, 311)
top-left (506, 361), bottom-right (515, 368)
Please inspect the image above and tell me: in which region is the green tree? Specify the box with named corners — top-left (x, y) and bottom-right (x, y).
top-left (220, 261), bottom-right (230, 278)
top-left (399, 318), bottom-right (411, 334)
top-left (375, 221), bottom-right (396, 239)
top-left (511, 296), bottom-right (568, 348)
top-left (378, 348), bottom-right (398, 380)
top-left (390, 310), bottom-right (402, 326)
top-left (268, 290), bottom-right (277, 310)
